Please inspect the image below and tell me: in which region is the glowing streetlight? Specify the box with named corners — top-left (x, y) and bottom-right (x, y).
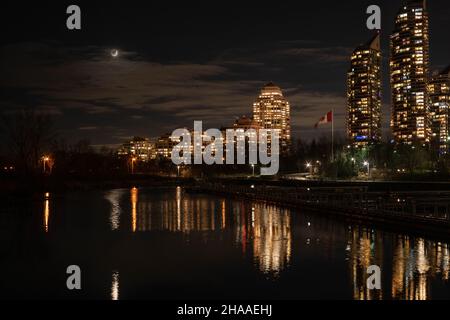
top-left (363, 161), bottom-right (370, 178)
top-left (306, 162), bottom-right (313, 176)
top-left (42, 156), bottom-right (50, 173)
top-left (131, 157), bottom-right (137, 174)
top-left (351, 158), bottom-right (356, 169)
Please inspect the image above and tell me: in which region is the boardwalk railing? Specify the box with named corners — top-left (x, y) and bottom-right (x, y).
top-left (188, 183), bottom-right (450, 229)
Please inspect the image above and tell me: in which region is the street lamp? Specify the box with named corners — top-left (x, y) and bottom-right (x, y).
top-left (251, 164), bottom-right (255, 177)
top-left (131, 157), bottom-right (137, 174)
top-left (42, 156), bottom-right (50, 173)
top-left (306, 162), bottom-right (312, 176)
top-left (363, 161), bottom-right (370, 179)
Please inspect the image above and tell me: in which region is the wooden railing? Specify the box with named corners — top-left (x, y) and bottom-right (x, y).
top-left (188, 184), bottom-right (450, 226)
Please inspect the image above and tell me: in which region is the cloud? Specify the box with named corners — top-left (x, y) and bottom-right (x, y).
top-left (0, 41), bottom-right (350, 144)
top-left (277, 46), bottom-right (353, 63)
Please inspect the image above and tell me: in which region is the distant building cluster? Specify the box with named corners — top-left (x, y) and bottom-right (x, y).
top-left (117, 134), bottom-right (187, 161)
top-left (117, 83), bottom-right (292, 161)
top-left (347, 0), bottom-right (450, 153)
top-left (117, 137), bottom-right (155, 161)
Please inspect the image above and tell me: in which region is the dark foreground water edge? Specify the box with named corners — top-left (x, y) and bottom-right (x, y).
top-left (1, 187), bottom-right (449, 300)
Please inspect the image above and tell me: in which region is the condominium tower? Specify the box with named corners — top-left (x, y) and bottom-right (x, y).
top-left (347, 33), bottom-right (382, 147)
top-left (390, 0), bottom-right (430, 145)
top-left (252, 82), bottom-right (291, 154)
top-left (429, 66), bottom-right (450, 154)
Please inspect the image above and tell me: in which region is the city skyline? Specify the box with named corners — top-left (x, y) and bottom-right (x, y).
top-left (3, 1), bottom-right (450, 304)
top-left (1, 1), bottom-right (450, 151)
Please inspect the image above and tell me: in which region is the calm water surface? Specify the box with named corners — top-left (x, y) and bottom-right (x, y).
top-left (1, 187), bottom-right (449, 300)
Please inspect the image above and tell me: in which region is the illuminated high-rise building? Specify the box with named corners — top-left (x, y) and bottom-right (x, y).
top-left (252, 83), bottom-right (291, 154)
top-left (156, 133), bottom-right (180, 159)
top-left (429, 66), bottom-right (450, 154)
top-left (390, 0), bottom-right (430, 145)
top-left (117, 136), bottom-right (155, 161)
top-left (347, 33), bottom-right (382, 147)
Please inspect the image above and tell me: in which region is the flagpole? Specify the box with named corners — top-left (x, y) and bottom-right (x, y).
top-left (331, 108), bottom-right (334, 162)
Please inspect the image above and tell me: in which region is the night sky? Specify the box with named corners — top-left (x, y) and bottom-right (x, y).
top-left (1, 0), bottom-right (449, 149)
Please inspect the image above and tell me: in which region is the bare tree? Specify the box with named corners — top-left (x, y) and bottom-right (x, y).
top-left (1, 109), bottom-right (56, 174)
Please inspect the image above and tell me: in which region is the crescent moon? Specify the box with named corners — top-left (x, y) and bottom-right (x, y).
top-left (111, 49), bottom-right (119, 57)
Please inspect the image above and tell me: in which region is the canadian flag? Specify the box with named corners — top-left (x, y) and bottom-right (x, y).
top-left (314, 111), bottom-right (333, 128)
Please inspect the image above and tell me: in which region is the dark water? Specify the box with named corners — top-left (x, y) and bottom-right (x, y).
top-left (1, 187), bottom-right (449, 300)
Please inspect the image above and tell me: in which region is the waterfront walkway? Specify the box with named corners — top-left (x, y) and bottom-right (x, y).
top-left (188, 183), bottom-right (450, 239)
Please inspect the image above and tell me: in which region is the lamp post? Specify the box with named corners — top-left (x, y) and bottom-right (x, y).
top-left (306, 162), bottom-right (312, 176)
top-left (131, 157), bottom-right (137, 175)
top-left (363, 161), bottom-right (370, 179)
top-left (42, 156), bottom-right (50, 174)
top-left (251, 164), bottom-right (255, 177)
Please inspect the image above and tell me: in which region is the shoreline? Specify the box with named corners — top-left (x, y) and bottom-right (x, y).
top-left (4, 174), bottom-right (450, 193)
top-left (3, 175), bottom-right (450, 241)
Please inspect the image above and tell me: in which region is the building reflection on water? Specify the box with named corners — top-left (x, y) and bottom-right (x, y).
top-left (131, 186), bottom-right (220, 233)
top-left (347, 227), bottom-right (450, 300)
top-left (95, 187), bottom-right (450, 299)
top-left (111, 270), bottom-right (120, 301)
top-left (234, 204), bottom-right (292, 275)
top-left (105, 189), bottom-right (126, 231)
top-left (118, 187), bottom-right (292, 275)
top-left (347, 227), bottom-right (384, 300)
top-left (252, 205), bottom-right (292, 275)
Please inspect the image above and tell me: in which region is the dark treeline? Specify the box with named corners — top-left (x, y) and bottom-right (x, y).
top-left (1, 110), bottom-right (449, 181)
top-left (0, 110), bottom-right (125, 179)
top-left (292, 135), bottom-right (447, 180)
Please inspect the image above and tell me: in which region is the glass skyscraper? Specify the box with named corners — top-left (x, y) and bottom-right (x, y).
top-left (390, 0), bottom-right (430, 145)
top-left (253, 82), bottom-right (291, 154)
top-left (347, 33), bottom-right (382, 147)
